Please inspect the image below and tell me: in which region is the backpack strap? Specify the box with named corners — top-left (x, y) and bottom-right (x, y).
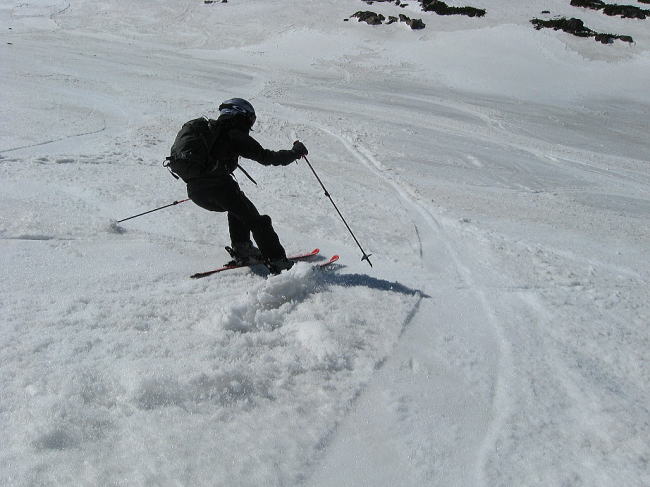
top-left (163, 157), bottom-right (180, 180)
top-left (210, 119), bottom-right (257, 185)
top-left (203, 118), bottom-right (224, 172)
top-left (205, 118), bottom-right (222, 149)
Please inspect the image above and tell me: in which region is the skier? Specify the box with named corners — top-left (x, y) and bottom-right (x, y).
top-left (185, 98), bottom-right (308, 274)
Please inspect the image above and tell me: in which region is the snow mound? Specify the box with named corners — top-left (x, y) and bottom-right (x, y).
top-left (222, 262), bottom-right (317, 332)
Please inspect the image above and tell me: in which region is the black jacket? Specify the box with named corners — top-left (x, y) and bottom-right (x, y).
top-left (187, 118), bottom-right (298, 190)
top-left (214, 127), bottom-right (298, 169)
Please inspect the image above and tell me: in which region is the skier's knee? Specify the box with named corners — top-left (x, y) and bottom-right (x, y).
top-left (253, 214), bottom-right (273, 231)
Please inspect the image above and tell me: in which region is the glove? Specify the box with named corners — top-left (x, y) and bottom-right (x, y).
top-left (292, 140), bottom-right (308, 158)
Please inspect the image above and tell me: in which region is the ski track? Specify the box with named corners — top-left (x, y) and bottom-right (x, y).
top-left (312, 123), bottom-right (515, 485)
top-left (0, 126), bottom-right (107, 154)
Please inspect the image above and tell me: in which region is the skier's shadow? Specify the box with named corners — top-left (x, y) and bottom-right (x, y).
top-left (318, 268), bottom-right (430, 298)
top-left (248, 261), bottom-right (428, 298)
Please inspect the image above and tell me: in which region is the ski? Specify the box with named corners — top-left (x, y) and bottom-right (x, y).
top-left (318, 254), bottom-right (340, 268)
top-left (190, 248), bottom-right (320, 279)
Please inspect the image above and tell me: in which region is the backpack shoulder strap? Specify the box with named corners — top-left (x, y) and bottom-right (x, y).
top-left (205, 118), bottom-right (223, 152)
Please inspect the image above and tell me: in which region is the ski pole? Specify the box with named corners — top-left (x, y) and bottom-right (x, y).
top-left (301, 155), bottom-right (373, 267)
top-left (116, 198), bottom-right (190, 223)
top-left (237, 164), bottom-right (258, 185)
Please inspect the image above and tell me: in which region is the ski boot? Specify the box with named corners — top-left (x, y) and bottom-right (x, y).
top-left (265, 257), bottom-right (295, 275)
top-left (225, 241), bottom-right (263, 266)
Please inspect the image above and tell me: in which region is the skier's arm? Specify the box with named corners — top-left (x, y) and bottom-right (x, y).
top-left (229, 130), bottom-right (300, 166)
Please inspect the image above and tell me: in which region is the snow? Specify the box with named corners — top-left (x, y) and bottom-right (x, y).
top-left (1, 0), bottom-right (649, 485)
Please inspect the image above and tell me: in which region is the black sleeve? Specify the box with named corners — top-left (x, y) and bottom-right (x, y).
top-left (228, 129), bottom-right (298, 166)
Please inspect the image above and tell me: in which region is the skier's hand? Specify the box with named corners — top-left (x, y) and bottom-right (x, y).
top-left (292, 140), bottom-right (308, 158)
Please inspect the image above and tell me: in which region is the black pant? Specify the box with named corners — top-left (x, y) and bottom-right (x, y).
top-left (187, 177), bottom-right (286, 259)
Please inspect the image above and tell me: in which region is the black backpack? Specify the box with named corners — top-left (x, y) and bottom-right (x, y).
top-left (164, 117), bottom-right (222, 182)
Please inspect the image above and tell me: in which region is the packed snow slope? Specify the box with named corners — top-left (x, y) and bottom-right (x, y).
top-left (1, 0), bottom-right (649, 486)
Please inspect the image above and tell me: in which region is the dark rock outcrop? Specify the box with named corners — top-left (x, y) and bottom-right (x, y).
top-left (350, 8), bottom-right (425, 29)
top-left (531, 17), bottom-right (634, 44)
top-left (352, 10), bottom-right (386, 25)
top-left (532, 17), bottom-right (593, 37)
top-left (419, 0), bottom-right (486, 17)
top-left (594, 32), bottom-right (634, 43)
top-left (363, 0), bottom-right (410, 5)
top-left (399, 14), bottom-right (426, 29)
top-left (570, 0), bottom-right (650, 19)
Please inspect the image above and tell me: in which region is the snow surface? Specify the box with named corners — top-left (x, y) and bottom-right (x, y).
top-left (1, 0), bottom-right (649, 485)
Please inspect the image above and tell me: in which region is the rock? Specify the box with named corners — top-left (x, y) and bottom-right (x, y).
top-left (409, 18), bottom-right (426, 29)
top-left (602, 4), bottom-right (648, 19)
top-left (531, 17), bottom-right (634, 44)
top-left (399, 14), bottom-right (426, 29)
top-left (570, 0), bottom-right (649, 19)
top-left (420, 0), bottom-right (486, 17)
top-left (532, 17), bottom-right (592, 37)
top-left (594, 33), bottom-right (634, 44)
top-left (352, 11), bottom-right (386, 25)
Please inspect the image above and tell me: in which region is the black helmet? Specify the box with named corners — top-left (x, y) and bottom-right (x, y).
top-left (218, 98), bottom-right (256, 128)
